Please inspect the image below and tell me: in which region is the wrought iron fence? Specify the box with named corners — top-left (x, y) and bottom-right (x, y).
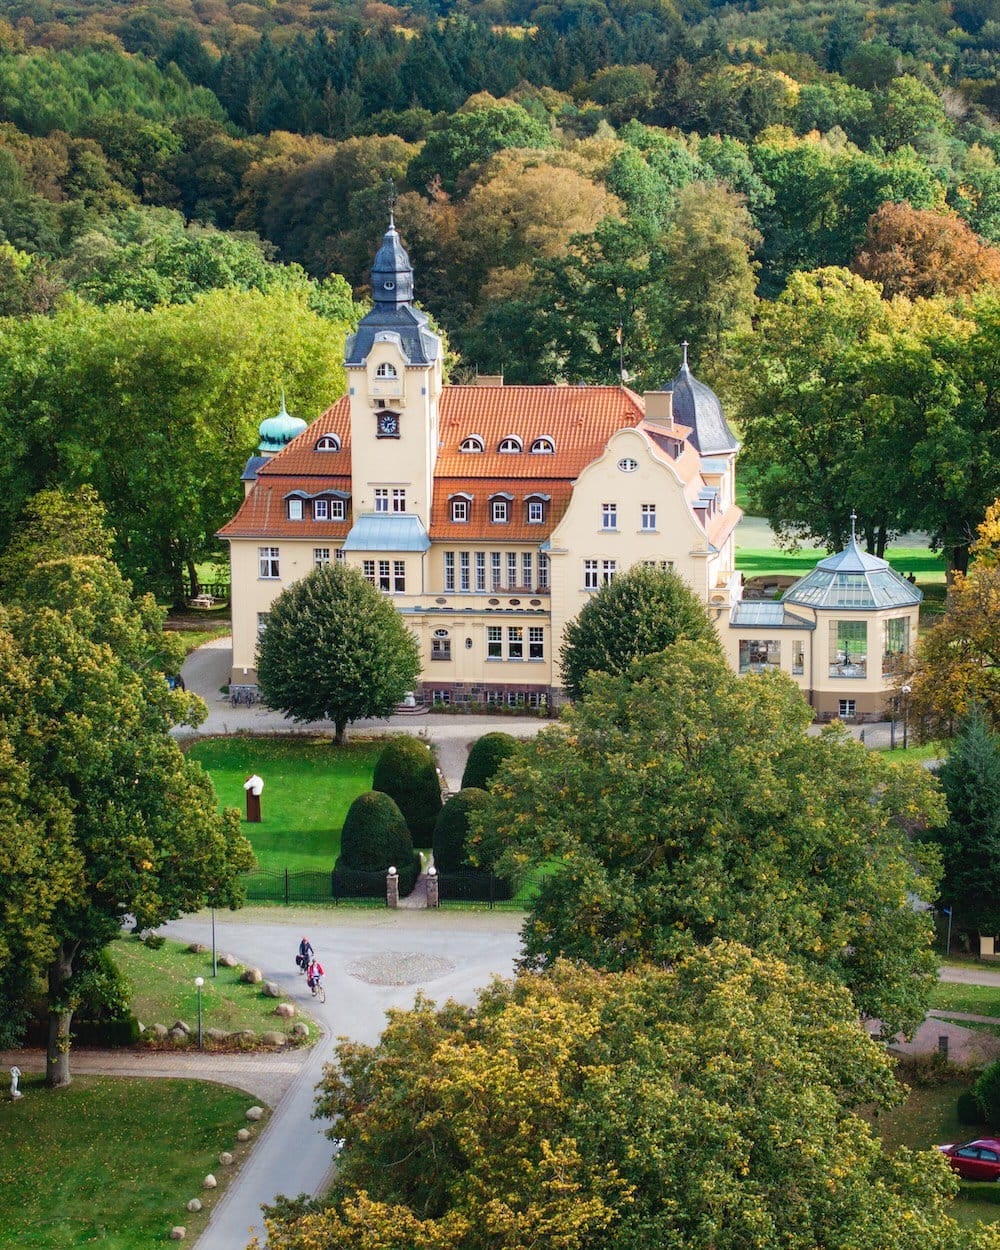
top-left (239, 866), bottom-right (538, 909)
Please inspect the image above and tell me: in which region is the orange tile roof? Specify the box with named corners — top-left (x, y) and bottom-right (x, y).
top-left (431, 479), bottom-right (572, 541)
top-left (218, 476), bottom-right (352, 539)
top-left (256, 398), bottom-right (352, 478)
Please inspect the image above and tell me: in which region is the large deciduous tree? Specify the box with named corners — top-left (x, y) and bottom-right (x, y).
top-left (559, 564), bottom-right (720, 700)
top-left (257, 563), bottom-right (421, 744)
top-left (259, 948), bottom-right (985, 1250)
top-left (475, 643), bottom-right (944, 1038)
top-left (854, 201), bottom-right (1000, 299)
top-left (0, 552), bottom-right (253, 1086)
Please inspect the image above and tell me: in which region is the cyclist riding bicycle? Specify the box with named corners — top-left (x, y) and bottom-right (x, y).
top-left (306, 957), bottom-right (324, 995)
top-left (296, 936), bottom-right (313, 973)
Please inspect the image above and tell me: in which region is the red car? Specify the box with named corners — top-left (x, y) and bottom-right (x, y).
top-left (937, 1139), bottom-right (1000, 1181)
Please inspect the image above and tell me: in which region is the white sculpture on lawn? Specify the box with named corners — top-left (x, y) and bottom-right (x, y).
top-left (10, 1066), bottom-right (21, 1100)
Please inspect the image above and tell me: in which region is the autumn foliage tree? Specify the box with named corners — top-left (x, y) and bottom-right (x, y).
top-left (259, 948), bottom-right (988, 1250)
top-left (854, 201), bottom-right (1000, 298)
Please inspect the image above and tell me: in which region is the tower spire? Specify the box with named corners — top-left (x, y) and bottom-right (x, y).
top-left (681, 340), bottom-right (689, 368)
top-left (850, 510), bottom-right (858, 543)
top-left (386, 176), bottom-right (397, 230)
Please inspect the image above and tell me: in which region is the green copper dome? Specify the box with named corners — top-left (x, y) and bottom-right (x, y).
top-left (258, 396), bottom-right (307, 455)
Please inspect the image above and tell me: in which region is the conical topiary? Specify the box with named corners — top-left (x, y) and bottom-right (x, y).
top-left (460, 732), bottom-right (518, 791)
top-left (339, 790), bottom-right (414, 872)
top-left (432, 788), bottom-right (491, 874)
top-left (372, 736), bottom-right (442, 841)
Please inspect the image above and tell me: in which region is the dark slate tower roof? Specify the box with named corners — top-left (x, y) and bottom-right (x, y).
top-left (345, 214), bottom-right (440, 367)
top-left (665, 344), bottom-right (738, 455)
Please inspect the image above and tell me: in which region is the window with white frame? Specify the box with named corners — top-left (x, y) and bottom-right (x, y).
top-left (313, 498), bottom-right (330, 520)
top-left (315, 434), bottom-right (340, 451)
top-left (641, 503), bottom-right (656, 530)
top-left (507, 626), bottom-right (523, 660)
top-left (838, 699), bottom-right (856, 719)
top-left (522, 552), bottom-right (533, 588)
top-left (431, 629), bottom-right (451, 660)
top-left (334, 547), bottom-right (345, 561)
top-left (491, 551), bottom-right (502, 589)
top-left (392, 488), bottom-right (406, 513)
top-left (314, 547), bottom-right (331, 567)
top-left (460, 551), bottom-right (471, 591)
top-left (393, 560), bottom-right (406, 593)
top-left (487, 626), bottom-right (503, 659)
top-left (601, 559), bottom-right (617, 585)
top-left (444, 552), bottom-right (455, 592)
top-left (602, 503), bottom-right (617, 530)
top-left (830, 620), bottom-right (867, 678)
top-left (538, 553), bottom-right (549, 589)
top-left (451, 498), bottom-right (469, 523)
top-left (378, 560), bottom-right (391, 591)
top-left (507, 551), bottom-right (517, 589)
top-left (287, 497), bottom-right (304, 520)
top-left (792, 639), bottom-right (804, 675)
top-left (527, 499), bottom-right (545, 524)
top-left (331, 498), bottom-right (346, 521)
top-left (433, 689), bottom-right (451, 705)
top-left (363, 559), bottom-right (376, 584)
top-left (375, 362), bottom-right (397, 378)
top-left (529, 626), bottom-right (544, 660)
top-left (492, 499), bottom-right (509, 524)
top-left (738, 639), bottom-right (781, 673)
top-left (475, 551), bottom-right (486, 591)
top-left (374, 488), bottom-right (389, 513)
top-left (584, 559), bottom-right (599, 590)
top-left (498, 435), bottom-right (522, 454)
top-left (642, 559), bottom-right (674, 571)
top-left (259, 546), bottom-right (280, 579)
top-left (531, 437), bottom-right (554, 454)
top-left (460, 435), bottom-right (484, 453)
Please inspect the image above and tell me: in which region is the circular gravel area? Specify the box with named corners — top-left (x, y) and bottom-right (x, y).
top-left (347, 951), bottom-right (456, 986)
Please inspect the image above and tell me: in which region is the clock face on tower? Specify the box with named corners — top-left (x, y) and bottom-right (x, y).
top-left (376, 410), bottom-right (400, 438)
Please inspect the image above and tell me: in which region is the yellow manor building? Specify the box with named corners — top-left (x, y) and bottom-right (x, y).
top-left (220, 219), bottom-right (919, 719)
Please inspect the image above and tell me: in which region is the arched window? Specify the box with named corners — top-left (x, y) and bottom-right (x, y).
top-left (375, 362), bottom-right (397, 378)
top-left (531, 436), bottom-right (555, 454)
top-left (498, 435), bottom-right (523, 454)
top-left (460, 435), bottom-right (484, 453)
top-left (315, 434), bottom-right (341, 452)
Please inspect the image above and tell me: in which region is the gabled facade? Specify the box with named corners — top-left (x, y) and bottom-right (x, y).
top-left (219, 219), bottom-right (917, 718)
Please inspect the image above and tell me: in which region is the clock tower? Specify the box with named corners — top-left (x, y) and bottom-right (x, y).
top-left (344, 211), bottom-right (442, 532)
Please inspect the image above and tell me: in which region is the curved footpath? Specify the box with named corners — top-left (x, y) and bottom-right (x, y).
top-left (164, 906), bottom-right (523, 1248)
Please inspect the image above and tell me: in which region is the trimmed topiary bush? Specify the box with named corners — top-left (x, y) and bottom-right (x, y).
top-left (958, 1089), bottom-right (987, 1126)
top-left (432, 788), bottom-right (491, 873)
top-left (339, 790), bottom-right (414, 871)
top-left (975, 1059), bottom-right (1000, 1124)
top-left (461, 732), bottom-right (518, 791)
top-left (372, 737), bottom-right (442, 841)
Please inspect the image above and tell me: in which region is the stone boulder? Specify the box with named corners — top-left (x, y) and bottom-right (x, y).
top-left (218, 953), bottom-right (240, 969)
top-left (261, 981), bottom-right (281, 998)
top-left (169, 1226), bottom-right (186, 1240)
top-left (219, 1151), bottom-right (234, 1166)
top-left (274, 1003), bottom-right (295, 1019)
top-left (168, 1027), bottom-right (189, 1043)
top-left (205, 1028), bottom-right (229, 1044)
top-left (187, 942), bottom-right (208, 954)
top-left (291, 1022), bottom-right (309, 1039)
top-left (151, 1023), bottom-right (169, 1039)
top-left (246, 1106), bottom-right (264, 1122)
top-left (232, 1029), bottom-right (256, 1045)
top-left (203, 1174), bottom-right (217, 1190)
top-left (240, 967), bottom-right (263, 984)
top-left (236, 1128), bottom-right (251, 1142)
top-left (186, 1199), bottom-right (202, 1213)
top-left (171, 1020), bottom-right (191, 1036)
top-left (261, 1031), bottom-right (288, 1047)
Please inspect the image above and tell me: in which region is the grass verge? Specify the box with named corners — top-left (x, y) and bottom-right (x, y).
top-left (111, 936), bottom-right (309, 1039)
top-left (167, 626), bottom-right (231, 655)
top-left (736, 545), bottom-right (946, 585)
top-left (0, 1074), bottom-right (260, 1249)
top-left (185, 736), bottom-right (381, 873)
top-left (929, 982), bottom-right (1000, 1018)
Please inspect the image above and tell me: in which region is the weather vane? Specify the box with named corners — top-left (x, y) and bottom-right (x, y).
top-left (386, 176), bottom-right (397, 227)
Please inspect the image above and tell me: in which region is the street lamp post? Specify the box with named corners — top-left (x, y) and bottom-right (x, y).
top-left (211, 904), bottom-right (217, 978)
top-left (901, 684), bottom-right (912, 750)
top-left (195, 977), bottom-right (204, 1050)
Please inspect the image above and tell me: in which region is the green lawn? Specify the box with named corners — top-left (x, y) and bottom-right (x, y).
top-left (166, 625), bottom-right (231, 656)
top-left (186, 736), bottom-right (381, 872)
top-left (0, 1075), bottom-right (257, 1249)
top-left (929, 981), bottom-right (1000, 1018)
top-left (111, 936), bottom-right (308, 1038)
top-left (874, 1082), bottom-right (1000, 1229)
top-left (736, 544), bottom-right (947, 585)
top-left (876, 740), bottom-right (949, 763)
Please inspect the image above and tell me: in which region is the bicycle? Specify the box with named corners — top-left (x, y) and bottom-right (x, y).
top-left (311, 978), bottom-right (326, 1004)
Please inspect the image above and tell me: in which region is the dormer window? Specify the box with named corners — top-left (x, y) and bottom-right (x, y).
top-left (527, 500), bottom-right (545, 524)
top-left (492, 499), bottom-right (509, 524)
top-left (315, 434), bottom-right (340, 452)
top-left (531, 436), bottom-right (555, 454)
top-left (498, 435), bottom-right (523, 454)
top-left (288, 498), bottom-right (304, 521)
top-left (449, 493), bottom-right (472, 523)
top-left (460, 435), bottom-right (484, 453)
top-left (375, 362), bottom-right (397, 378)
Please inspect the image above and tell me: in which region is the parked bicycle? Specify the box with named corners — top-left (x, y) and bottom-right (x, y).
top-left (230, 686), bottom-right (260, 707)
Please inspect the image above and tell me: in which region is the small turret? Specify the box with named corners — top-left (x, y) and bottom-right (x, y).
top-left (257, 392), bottom-right (307, 458)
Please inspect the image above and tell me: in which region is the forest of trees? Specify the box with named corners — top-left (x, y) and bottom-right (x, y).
top-left (3, 0), bottom-right (1000, 583)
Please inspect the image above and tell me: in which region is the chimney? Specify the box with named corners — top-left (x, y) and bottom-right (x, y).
top-left (474, 374), bottom-right (503, 387)
top-left (643, 388), bottom-right (673, 428)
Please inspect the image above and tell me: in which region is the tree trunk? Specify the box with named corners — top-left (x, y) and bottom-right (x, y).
top-left (335, 718), bottom-right (348, 747)
top-left (946, 543), bottom-right (970, 585)
top-left (187, 556), bottom-right (200, 600)
top-left (46, 941), bottom-right (79, 1089)
top-left (876, 524), bottom-right (887, 558)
